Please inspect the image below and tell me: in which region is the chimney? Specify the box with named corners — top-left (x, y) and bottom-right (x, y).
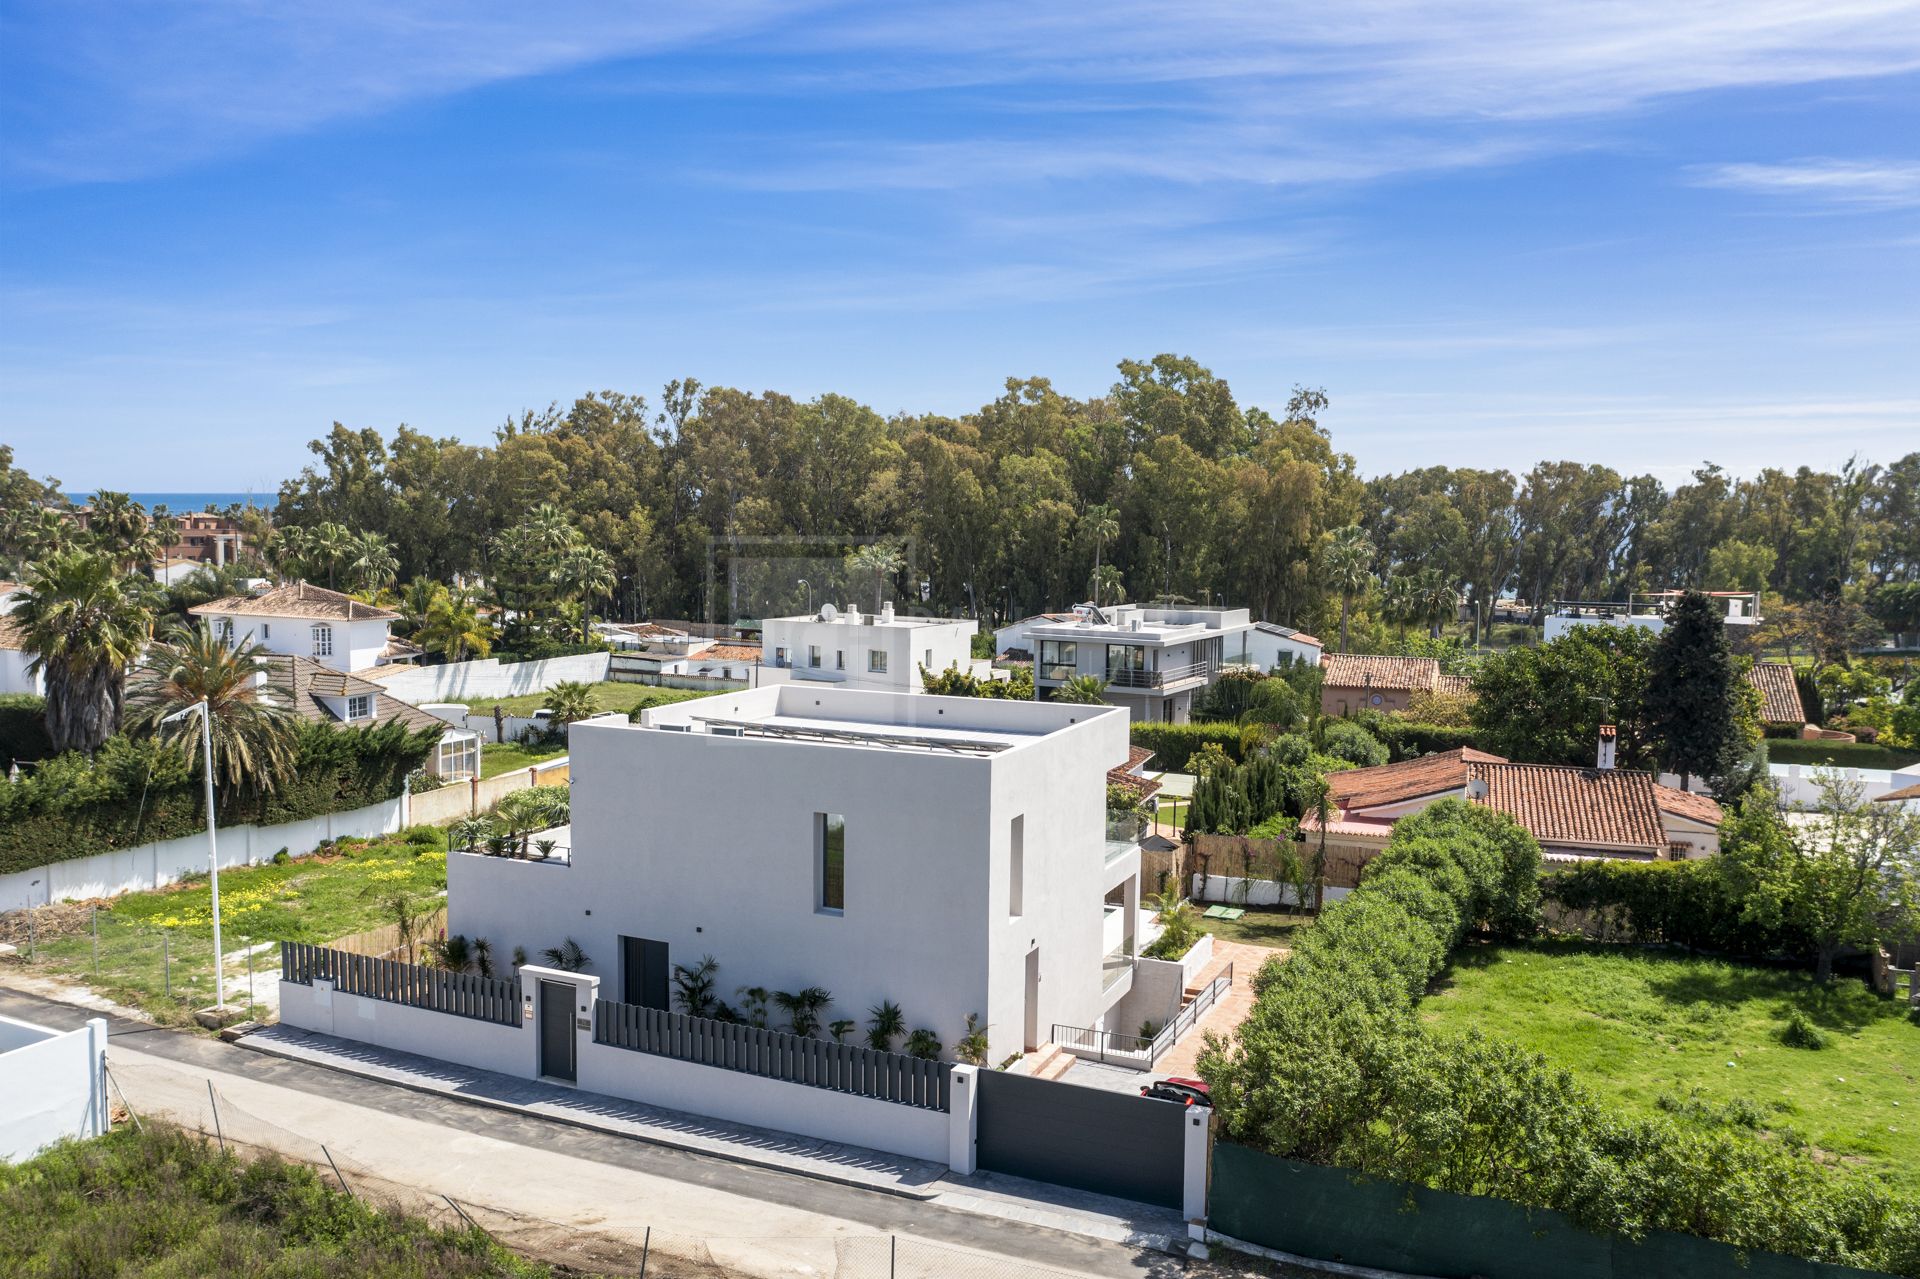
top-left (1596, 724), bottom-right (1617, 770)
top-left (880, 601), bottom-right (895, 623)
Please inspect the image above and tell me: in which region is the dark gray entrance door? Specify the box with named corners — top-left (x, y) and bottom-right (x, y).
top-left (976, 1068), bottom-right (1185, 1207)
top-left (538, 979), bottom-right (576, 1082)
top-left (621, 936), bottom-right (670, 1010)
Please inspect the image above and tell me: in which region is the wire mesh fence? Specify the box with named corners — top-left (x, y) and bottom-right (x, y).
top-left (3, 901), bottom-right (283, 1022)
top-left (100, 1057), bottom-right (1110, 1279)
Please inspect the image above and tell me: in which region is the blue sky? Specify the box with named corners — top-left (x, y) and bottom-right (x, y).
top-left (2, 2), bottom-right (1917, 491)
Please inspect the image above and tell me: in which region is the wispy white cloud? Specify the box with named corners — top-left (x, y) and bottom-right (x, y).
top-left (1690, 158), bottom-right (1920, 207)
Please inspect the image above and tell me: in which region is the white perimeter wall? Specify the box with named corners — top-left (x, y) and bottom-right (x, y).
top-left (368, 652), bottom-right (613, 704)
top-left (1192, 873), bottom-right (1351, 908)
top-left (0, 796), bottom-right (407, 910)
top-left (450, 690), bottom-right (1128, 1068)
top-left (278, 969), bottom-right (951, 1164)
top-left (1769, 762), bottom-right (1920, 808)
top-left (0, 1015), bottom-right (108, 1163)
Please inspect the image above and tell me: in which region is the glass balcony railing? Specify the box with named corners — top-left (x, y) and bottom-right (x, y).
top-left (1104, 811), bottom-right (1146, 860)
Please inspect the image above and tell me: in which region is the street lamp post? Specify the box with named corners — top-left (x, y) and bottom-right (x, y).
top-left (161, 698), bottom-right (225, 1010)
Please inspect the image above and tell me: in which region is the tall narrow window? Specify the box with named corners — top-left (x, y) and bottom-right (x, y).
top-left (868, 649), bottom-right (888, 674)
top-left (816, 813), bottom-right (845, 914)
top-left (260, 623), bottom-right (270, 639)
top-left (808, 645), bottom-right (822, 668)
top-left (1009, 815), bottom-right (1025, 918)
top-left (836, 650), bottom-right (845, 670)
top-left (311, 624), bottom-right (333, 657)
top-left (924, 648), bottom-right (933, 671)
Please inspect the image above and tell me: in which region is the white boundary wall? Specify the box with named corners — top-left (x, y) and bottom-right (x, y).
top-left (278, 966), bottom-right (957, 1166)
top-left (1191, 873), bottom-right (1351, 908)
top-left (1, 795), bottom-right (407, 910)
top-left (367, 653), bottom-right (612, 704)
top-left (0, 1014), bottom-right (109, 1162)
top-left (1769, 762), bottom-right (1920, 809)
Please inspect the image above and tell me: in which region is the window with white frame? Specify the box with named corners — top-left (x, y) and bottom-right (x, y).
top-left (816, 812), bottom-right (845, 914)
top-left (311, 624), bottom-right (333, 657)
top-left (868, 649), bottom-right (888, 674)
top-left (346, 694), bottom-right (372, 720)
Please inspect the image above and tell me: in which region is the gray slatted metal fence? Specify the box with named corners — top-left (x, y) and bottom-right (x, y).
top-left (282, 942), bottom-right (522, 1027)
top-left (593, 999), bottom-right (951, 1111)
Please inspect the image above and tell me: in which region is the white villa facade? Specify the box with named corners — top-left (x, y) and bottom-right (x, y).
top-left (1001, 603), bottom-right (1256, 723)
top-left (447, 685), bottom-right (1144, 1066)
top-left (1543, 590), bottom-right (1761, 642)
top-left (190, 581), bottom-right (401, 674)
top-left (760, 604), bottom-right (982, 693)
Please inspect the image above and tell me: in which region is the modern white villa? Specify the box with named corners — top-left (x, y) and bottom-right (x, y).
top-left (1543, 590), bottom-right (1762, 642)
top-left (446, 684), bottom-right (1148, 1066)
top-left (190, 581), bottom-right (412, 675)
top-left (759, 603), bottom-right (984, 693)
top-left (998, 603), bottom-right (1257, 723)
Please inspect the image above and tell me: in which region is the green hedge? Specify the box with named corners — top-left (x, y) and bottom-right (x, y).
top-left (1356, 713), bottom-right (1482, 762)
top-left (1128, 721), bottom-right (1246, 772)
top-left (1542, 857), bottom-right (1815, 960)
top-left (1200, 800), bottom-right (1917, 1275)
top-left (1766, 739), bottom-right (1920, 771)
top-left (0, 693), bottom-right (53, 764)
top-left (0, 721), bottom-right (438, 876)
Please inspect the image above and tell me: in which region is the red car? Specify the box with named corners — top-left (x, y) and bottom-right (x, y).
top-left (1141, 1077), bottom-right (1211, 1106)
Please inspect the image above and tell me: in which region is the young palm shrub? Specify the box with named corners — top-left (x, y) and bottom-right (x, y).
top-left (543, 680), bottom-right (598, 726)
top-left (773, 986), bottom-right (834, 1038)
top-left (866, 999), bottom-right (905, 1051)
top-left (903, 1028), bottom-right (942, 1060)
top-left (124, 626), bottom-right (298, 799)
top-left (539, 938), bottom-right (590, 971)
top-left (828, 1018), bottom-right (856, 1044)
top-left (671, 955), bottom-right (720, 1016)
top-left (1054, 673), bottom-right (1110, 705)
top-left (956, 1014), bottom-right (990, 1066)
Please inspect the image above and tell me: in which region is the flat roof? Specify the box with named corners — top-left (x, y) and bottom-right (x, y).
top-left (630, 684), bottom-right (1115, 755)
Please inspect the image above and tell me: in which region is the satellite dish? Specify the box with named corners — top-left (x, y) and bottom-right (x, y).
top-left (819, 603), bottom-right (838, 622)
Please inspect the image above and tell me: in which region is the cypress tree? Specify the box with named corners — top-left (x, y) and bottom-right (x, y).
top-left (1647, 590), bottom-right (1742, 788)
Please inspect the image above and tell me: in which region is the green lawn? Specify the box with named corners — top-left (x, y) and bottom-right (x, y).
top-left (479, 740), bottom-right (568, 778)
top-left (20, 830), bottom-right (448, 1024)
top-left (457, 681), bottom-right (716, 717)
top-left (1197, 904), bottom-right (1311, 951)
top-left (1422, 939), bottom-right (1920, 1192)
top-left (1767, 739), bottom-right (1920, 771)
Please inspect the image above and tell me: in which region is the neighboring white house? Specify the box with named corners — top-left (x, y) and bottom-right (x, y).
top-left (1237, 621), bottom-right (1324, 672)
top-left (0, 1014), bottom-right (109, 1163)
top-left (447, 685), bottom-right (1144, 1067)
top-left (0, 614), bottom-right (42, 696)
top-left (1001, 603), bottom-right (1257, 723)
top-left (760, 604), bottom-right (983, 693)
top-left (1543, 590), bottom-right (1761, 642)
top-left (190, 581), bottom-right (401, 675)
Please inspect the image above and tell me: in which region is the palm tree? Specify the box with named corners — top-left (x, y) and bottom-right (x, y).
top-left (1319, 525), bottom-right (1375, 652)
top-left (543, 680), bottom-right (598, 725)
top-left (347, 530), bottom-right (398, 595)
top-left (85, 491), bottom-right (157, 573)
top-left (417, 587), bottom-right (492, 661)
top-left (1416, 571), bottom-right (1463, 639)
top-left (867, 999), bottom-right (905, 1051)
top-left (773, 986), bottom-right (834, 1038)
top-left (553, 544), bottom-right (615, 634)
top-left (13, 549), bottom-right (153, 753)
top-left (1382, 574), bottom-right (1420, 640)
top-left (124, 626), bottom-right (299, 798)
top-left (1055, 673), bottom-right (1109, 704)
top-left (309, 522), bottom-right (354, 590)
top-left (395, 577), bottom-right (445, 636)
top-left (1082, 504), bottom-right (1120, 605)
top-left (846, 540), bottom-right (905, 613)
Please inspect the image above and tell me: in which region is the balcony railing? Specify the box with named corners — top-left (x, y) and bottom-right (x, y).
top-left (1104, 811), bottom-right (1146, 859)
top-left (1054, 961), bottom-right (1235, 1070)
top-left (1106, 659), bottom-right (1212, 689)
top-left (1037, 662), bottom-right (1076, 681)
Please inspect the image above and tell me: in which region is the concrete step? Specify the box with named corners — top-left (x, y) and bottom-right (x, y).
top-left (1034, 1046), bottom-right (1078, 1082)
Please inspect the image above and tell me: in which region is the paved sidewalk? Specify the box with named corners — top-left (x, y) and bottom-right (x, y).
top-left (243, 1023), bottom-right (949, 1199)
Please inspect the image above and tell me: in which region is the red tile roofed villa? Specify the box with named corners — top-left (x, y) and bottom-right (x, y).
top-left (189, 581), bottom-right (400, 676)
top-left (1302, 746), bottom-right (1723, 865)
top-left (1318, 652), bottom-right (1456, 716)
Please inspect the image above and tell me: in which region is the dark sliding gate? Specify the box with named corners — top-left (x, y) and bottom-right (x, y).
top-left (975, 1068), bottom-right (1185, 1208)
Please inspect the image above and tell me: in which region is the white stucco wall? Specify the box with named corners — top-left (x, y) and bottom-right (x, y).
top-left (279, 978), bottom-right (537, 1077)
top-left (368, 652), bottom-right (613, 704)
top-left (0, 648), bottom-right (42, 696)
top-left (761, 614), bottom-right (976, 694)
top-left (449, 687), bottom-right (1128, 1067)
top-left (1238, 629), bottom-right (1322, 672)
top-left (0, 795), bottom-right (406, 910)
top-left (0, 1015), bottom-right (108, 1163)
top-left (213, 612), bottom-right (391, 674)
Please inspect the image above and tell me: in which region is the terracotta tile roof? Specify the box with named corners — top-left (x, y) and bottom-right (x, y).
top-left (0, 580), bottom-right (20, 593)
top-left (1467, 761), bottom-right (1666, 852)
top-left (610, 622), bottom-right (689, 641)
top-left (0, 614), bottom-right (25, 652)
top-left (381, 636), bottom-right (423, 661)
top-left (1106, 744), bottom-right (1163, 800)
top-left (258, 655), bottom-right (448, 735)
top-left (696, 644), bottom-right (760, 664)
top-left (189, 581), bottom-right (399, 622)
top-left (1877, 782), bottom-right (1920, 804)
top-left (1653, 784), bottom-right (1724, 826)
top-left (1434, 673), bottom-right (1476, 697)
top-left (1320, 652), bottom-right (1444, 692)
top-left (1329, 747), bottom-right (1508, 810)
top-left (1745, 662), bottom-right (1806, 725)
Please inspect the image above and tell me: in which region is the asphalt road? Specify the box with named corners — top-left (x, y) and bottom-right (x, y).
top-left (2, 987), bottom-right (1199, 1279)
